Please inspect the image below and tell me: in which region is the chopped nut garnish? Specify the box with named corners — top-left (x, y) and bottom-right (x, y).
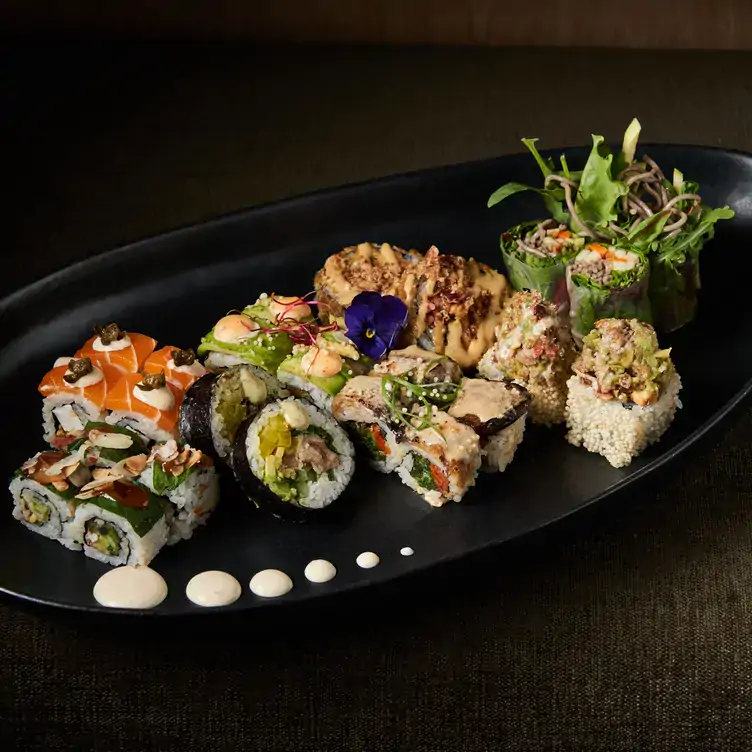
top-left (51, 480), bottom-right (70, 492)
top-left (124, 454), bottom-right (148, 476)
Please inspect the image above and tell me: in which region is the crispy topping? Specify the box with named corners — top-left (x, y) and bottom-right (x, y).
top-left (63, 357), bottom-right (93, 384)
top-left (149, 441), bottom-right (210, 476)
top-left (94, 322), bottom-right (125, 345)
top-left (124, 454), bottom-right (149, 475)
top-left (89, 428), bottom-right (133, 449)
top-left (50, 480), bottom-right (70, 492)
top-left (171, 348), bottom-right (196, 367)
top-left (138, 370), bottom-right (166, 391)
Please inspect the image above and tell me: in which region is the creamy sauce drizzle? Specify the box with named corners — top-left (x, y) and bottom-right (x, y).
top-left (93, 334), bottom-right (132, 352)
top-left (304, 559), bottom-right (337, 583)
top-left (186, 570), bottom-right (241, 607)
top-left (249, 569), bottom-right (293, 598)
top-left (63, 365), bottom-right (104, 389)
top-left (400, 547), bottom-right (414, 556)
top-left (356, 552), bottom-right (380, 569)
top-left (134, 384), bottom-right (175, 411)
top-left (167, 358), bottom-right (207, 378)
top-left (93, 565), bottom-right (168, 609)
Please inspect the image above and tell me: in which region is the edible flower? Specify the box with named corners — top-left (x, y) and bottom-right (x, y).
top-left (344, 292), bottom-right (408, 360)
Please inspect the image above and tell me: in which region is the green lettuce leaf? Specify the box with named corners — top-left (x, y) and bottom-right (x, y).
top-left (151, 459), bottom-right (193, 495)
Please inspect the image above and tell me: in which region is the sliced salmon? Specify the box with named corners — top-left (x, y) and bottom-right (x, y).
top-left (38, 362), bottom-right (121, 407)
top-left (75, 331), bottom-right (157, 375)
top-left (102, 373), bottom-right (181, 437)
top-left (142, 346), bottom-right (207, 392)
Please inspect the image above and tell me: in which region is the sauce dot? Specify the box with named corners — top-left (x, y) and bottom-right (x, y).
top-left (186, 570), bottom-right (241, 607)
top-left (400, 547), bottom-right (414, 556)
top-left (356, 552), bottom-right (380, 569)
top-left (304, 559), bottom-right (337, 583)
top-left (93, 565), bottom-right (168, 609)
top-left (249, 569), bottom-right (293, 598)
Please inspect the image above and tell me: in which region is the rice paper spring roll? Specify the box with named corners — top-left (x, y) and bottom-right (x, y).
top-left (70, 476), bottom-right (171, 567)
top-left (500, 219), bottom-right (585, 307)
top-left (277, 331), bottom-right (370, 412)
top-left (197, 294), bottom-right (314, 373)
top-left (233, 397), bottom-right (355, 521)
top-left (565, 318), bottom-right (682, 468)
top-left (566, 243), bottom-right (651, 344)
top-left (448, 378), bottom-right (530, 473)
top-left (477, 291), bottom-right (575, 426)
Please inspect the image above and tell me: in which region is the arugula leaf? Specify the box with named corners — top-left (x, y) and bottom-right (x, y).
top-left (152, 459), bottom-right (192, 495)
top-left (521, 138), bottom-right (555, 178)
top-left (487, 182), bottom-right (539, 208)
top-left (655, 206), bottom-right (735, 262)
top-left (573, 135), bottom-right (627, 232)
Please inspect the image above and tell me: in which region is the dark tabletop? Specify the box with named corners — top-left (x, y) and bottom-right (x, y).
top-left (3, 41), bottom-right (752, 752)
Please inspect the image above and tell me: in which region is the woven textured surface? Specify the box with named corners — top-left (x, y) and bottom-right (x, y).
top-left (3, 42), bottom-right (752, 751)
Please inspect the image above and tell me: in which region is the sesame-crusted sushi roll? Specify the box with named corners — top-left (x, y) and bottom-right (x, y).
top-left (198, 294), bottom-right (312, 373)
top-left (566, 243), bottom-right (652, 344)
top-left (75, 323), bottom-right (157, 376)
top-left (395, 410), bottom-right (482, 507)
top-left (478, 290), bottom-right (575, 426)
top-left (330, 375), bottom-right (408, 473)
top-left (448, 378), bottom-right (530, 473)
top-left (69, 476), bottom-right (171, 567)
top-left (233, 397), bottom-right (355, 521)
top-left (565, 318), bottom-right (682, 468)
top-left (178, 364), bottom-right (287, 465)
top-left (136, 441), bottom-right (219, 544)
top-left (277, 332), bottom-right (369, 412)
top-left (39, 357), bottom-right (122, 448)
top-left (142, 347), bottom-right (207, 392)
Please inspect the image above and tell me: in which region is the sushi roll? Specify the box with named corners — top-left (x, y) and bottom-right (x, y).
top-left (233, 397), bottom-right (355, 520)
top-left (178, 364), bottom-right (287, 465)
top-left (75, 322), bottom-right (157, 376)
top-left (39, 357), bottom-right (121, 448)
top-left (448, 378), bottom-right (530, 473)
top-left (137, 441), bottom-right (219, 544)
top-left (478, 290), bottom-right (575, 426)
top-left (566, 243), bottom-right (652, 344)
top-left (395, 409), bottom-right (481, 507)
top-left (277, 331), bottom-right (368, 412)
top-left (314, 242), bottom-right (423, 323)
top-left (9, 448), bottom-right (92, 549)
top-left (565, 318), bottom-right (682, 468)
top-left (197, 293), bottom-right (312, 373)
top-left (330, 375), bottom-right (407, 473)
top-left (142, 346), bottom-right (207, 392)
top-left (371, 345), bottom-right (463, 385)
top-left (71, 422), bottom-right (149, 469)
top-left (69, 475), bottom-right (171, 567)
top-left (500, 219), bottom-right (584, 306)
top-left (403, 246), bottom-right (509, 369)
top-left (103, 371), bottom-right (182, 444)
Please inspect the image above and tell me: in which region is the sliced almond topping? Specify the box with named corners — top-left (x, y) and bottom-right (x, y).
top-left (89, 429), bottom-right (134, 450)
top-left (124, 454), bottom-right (148, 475)
top-left (21, 456), bottom-right (40, 475)
top-left (75, 478), bottom-right (115, 499)
top-left (152, 439), bottom-right (179, 463)
top-left (62, 461), bottom-right (82, 478)
top-left (185, 449), bottom-right (204, 469)
top-left (51, 480), bottom-right (70, 492)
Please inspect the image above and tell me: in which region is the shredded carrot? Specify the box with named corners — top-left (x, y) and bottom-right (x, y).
top-left (430, 464), bottom-right (450, 495)
top-left (370, 425), bottom-right (390, 455)
top-left (588, 243), bottom-right (608, 257)
top-left (552, 230), bottom-right (571, 239)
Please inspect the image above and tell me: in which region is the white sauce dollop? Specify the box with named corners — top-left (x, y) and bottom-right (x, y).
top-left (168, 358), bottom-right (207, 378)
top-left (186, 570), bottom-right (241, 607)
top-left (304, 559), bottom-right (337, 583)
top-left (93, 565), bottom-right (168, 609)
top-left (63, 365), bottom-right (104, 389)
top-left (400, 547), bottom-right (414, 556)
top-left (92, 334), bottom-right (132, 352)
top-left (54, 356), bottom-right (74, 368)
top-left (134, 384), bottom-right (175, 411)
top-left (249, 569), bottom-right (293, 598)
top-left (356, 552), bottom-right (380, 569)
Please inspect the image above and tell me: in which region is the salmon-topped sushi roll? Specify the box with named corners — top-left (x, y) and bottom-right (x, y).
top-left (39, 357), bottom-right (121, 448)
top-left (143, 347), bottom-right (207, 392)
top-left (76, 322), bottom-right (157, 376)
top-left (103, 371), bottom-right (181, 443)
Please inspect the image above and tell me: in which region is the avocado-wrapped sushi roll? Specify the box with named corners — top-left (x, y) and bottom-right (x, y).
top-left (137, 440), bottom-right (219, 544)
top-left (478, 291), bottom-right (575, 426)
top-left (330, 375), bottom-right (407, 473)
top-left (448, 378), bottom-right (530, 473)
top-left (566, 243), bottom-right (652, 344)
top-left (565, 318), bottom-right (682, 468)
top-left (277, 331), bottom-right (368, 412)
top-left (233, 397), bottom-right (355, 520)
top-left (500, 219), bottom-right (585, 306)
top-left (395, 410), bottom-right (481, 507)
top-left (9, 449), bottom-right (92, 549)
top-left (198, 294), bottom-right (313, 372)
top-left (70, 476), bottom-right (171, 566)
top-left (179, 364), bottom-right (287, 465)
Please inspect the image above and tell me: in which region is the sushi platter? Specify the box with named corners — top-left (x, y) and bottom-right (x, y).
top-left (1, 121), bottom-right (752, 614)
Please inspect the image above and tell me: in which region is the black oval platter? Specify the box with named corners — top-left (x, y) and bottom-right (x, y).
top-left (2, 144), bottom-right (751, 615)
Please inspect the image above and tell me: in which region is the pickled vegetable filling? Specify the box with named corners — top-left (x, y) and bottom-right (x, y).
top-left (84, 518), bottom-right (122, 556)
top-left (215, 371), bottom-right (252, 443)
top-left (19, 491), bottom-right (52, 526)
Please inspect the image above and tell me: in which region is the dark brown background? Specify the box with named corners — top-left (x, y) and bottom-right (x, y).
top-left (3, 37), bottom-right (752, 752)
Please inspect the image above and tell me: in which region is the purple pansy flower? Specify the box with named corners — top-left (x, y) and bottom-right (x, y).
top-left (344, 291), bottom-right (408, 360)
